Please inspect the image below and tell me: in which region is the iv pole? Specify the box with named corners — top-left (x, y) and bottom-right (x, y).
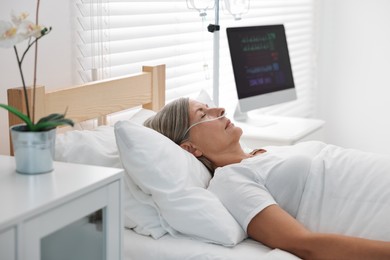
top-left (207, 0), bottom-right (220, 106)
top-left (188, 0), bottom-right (249, 107)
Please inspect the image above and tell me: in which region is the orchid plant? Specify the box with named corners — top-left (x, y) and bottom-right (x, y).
top-left (0, 8), bottom-right (73, 132)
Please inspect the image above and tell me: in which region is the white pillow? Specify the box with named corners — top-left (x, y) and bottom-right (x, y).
top-left (114, 120), bottom-right (246, 246)
top-left (55, 125), bottom-right (121, 168)
top-left (55, 110), bottom-right (167, 239)
top-left (123, 173), bottom-right (167, 238)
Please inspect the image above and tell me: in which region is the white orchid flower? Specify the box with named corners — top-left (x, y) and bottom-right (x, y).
top-left (0, 12), bottom-right (45, 48)
top-left (0, 6), bottom-right (71, 133)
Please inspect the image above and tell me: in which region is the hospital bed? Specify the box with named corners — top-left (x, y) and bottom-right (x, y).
top-left (9, 64), bottom-right (390, 259)
top-left (7, 64), bottom-right (299, 259)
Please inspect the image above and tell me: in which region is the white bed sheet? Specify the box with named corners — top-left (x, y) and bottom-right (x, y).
top-left (124, 228), bottom-right (300, 260)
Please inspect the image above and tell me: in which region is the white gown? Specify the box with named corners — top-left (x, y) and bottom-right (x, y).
top-left (208, 141), bottom-right (390, 240)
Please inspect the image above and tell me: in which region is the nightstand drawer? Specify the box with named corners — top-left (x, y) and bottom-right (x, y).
top-left (23, 181), bottom-right (121, 260)
top-left (0, 227), bottom-right (16, 260)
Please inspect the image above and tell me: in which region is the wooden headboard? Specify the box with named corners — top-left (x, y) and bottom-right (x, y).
top-left (7, 64), bottom-right (166, 154)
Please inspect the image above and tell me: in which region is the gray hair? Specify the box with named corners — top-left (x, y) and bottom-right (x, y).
top-left (143, 97), bottom-right (216, 174)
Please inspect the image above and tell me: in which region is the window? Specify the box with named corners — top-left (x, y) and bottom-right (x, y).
top-left (75, 0), bottom-right (318, 117)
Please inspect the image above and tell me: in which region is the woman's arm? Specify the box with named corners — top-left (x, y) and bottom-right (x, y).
top-left (248, 204), bottom-right (390, 260)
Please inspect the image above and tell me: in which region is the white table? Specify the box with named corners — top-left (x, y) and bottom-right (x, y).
top-left (234, 115), bottom-right (325, 149)
top-left (0, 155), bottom-right (123, 260)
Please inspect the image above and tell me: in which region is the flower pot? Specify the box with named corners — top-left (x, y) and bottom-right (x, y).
top-left (10, 125), bottom-right (56, 175)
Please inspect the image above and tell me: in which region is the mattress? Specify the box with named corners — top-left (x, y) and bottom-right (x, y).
top-left (124, 228), bottom-right (300, 260)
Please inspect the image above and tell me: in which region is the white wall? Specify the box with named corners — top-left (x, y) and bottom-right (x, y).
top-left (0, 1), bottom-right (73, 155)
top-left (317, 0), bottom-right (390, 154)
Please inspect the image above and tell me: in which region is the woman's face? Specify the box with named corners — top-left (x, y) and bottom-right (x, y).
top-left (184, 99), bottom-right (243, 158)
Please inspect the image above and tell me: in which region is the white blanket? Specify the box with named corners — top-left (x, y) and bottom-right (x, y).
top-left (296, 144), bottom-right (390, 240)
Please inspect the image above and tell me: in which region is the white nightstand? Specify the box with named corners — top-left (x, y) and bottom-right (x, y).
top-left (234, 115), bottom-right (325, 149)
top-left (0, 155), bottom-right (123, 260)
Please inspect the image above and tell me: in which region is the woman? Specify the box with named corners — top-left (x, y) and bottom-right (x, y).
top-left (144, 97), bottom-right (390, 260)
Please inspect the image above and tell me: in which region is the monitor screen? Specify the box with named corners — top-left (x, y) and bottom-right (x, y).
top-left (227, 24), bottom-right (296, 114)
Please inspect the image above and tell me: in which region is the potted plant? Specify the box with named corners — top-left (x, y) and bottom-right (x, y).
top-left (0, 2), bottom-right (74, 174)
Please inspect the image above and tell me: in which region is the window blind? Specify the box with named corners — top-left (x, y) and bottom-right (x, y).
top-left (75, 0), bottom-right (318, 117)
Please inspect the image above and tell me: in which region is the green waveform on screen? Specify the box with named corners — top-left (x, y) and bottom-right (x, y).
top-left (241, 32), bottom-right (276, 52)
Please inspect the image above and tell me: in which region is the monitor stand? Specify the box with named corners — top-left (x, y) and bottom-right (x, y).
top-left (233, 103), bottom-right (277, 127)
